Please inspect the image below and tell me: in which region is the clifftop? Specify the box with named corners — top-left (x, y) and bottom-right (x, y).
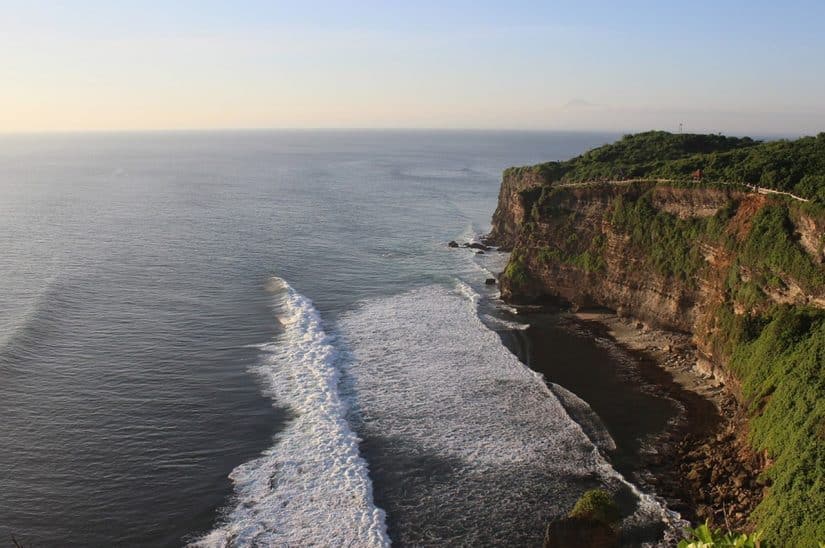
top-left (490, 132), bottom-right (825, 546)
top-left (494, 130), bottom-right (825, 202)
top-left (487, 131), bottom-right (824, 250)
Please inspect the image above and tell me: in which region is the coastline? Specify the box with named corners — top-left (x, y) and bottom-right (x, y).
top-left (483, 129), bottom-right (824, 544)
top-left (502, 306), bottom-right (767, 540)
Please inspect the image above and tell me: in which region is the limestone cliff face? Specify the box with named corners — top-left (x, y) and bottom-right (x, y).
top-left (491, 174), bottom-right (825, 379)
top-left (487, 167), bottom-right (551, 250)
top-left (496, 183), bottom-right (732, 330)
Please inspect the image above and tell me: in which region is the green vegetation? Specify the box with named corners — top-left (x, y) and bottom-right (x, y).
top-left (603, 188), bottom-right (822, 292)
top-left (500, 131), bottom-right (825, 546)
top-left (605, 191), bottom-right (823, 544)
top-left (741, 205), bottom-right (825, 292)
top-left (709, 250), bottom-right (824, 546)
top-left (567, 249), bottom-right (606, 273)
top-left (508, 170), bottom-right (822, 295)
top-left (609, 191), bottom-right (732, 282)
top-left (722, 306), bottom-right (825, 546)
top-left (502, 253), bottom-right (529, 289)
top-left (518, 131), bottom-right (825, 202)
top-left (569, 489), bottom-right (620, 527)
top-left (525, 195), bottom-right (608, 274)
top-left (535, 242), bottom-right (606, 274)
top-left (678, 522), bottom-right (762, 548)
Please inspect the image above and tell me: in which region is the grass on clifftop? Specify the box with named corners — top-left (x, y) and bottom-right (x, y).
top-left (513, 131), bottom-right (825, 202)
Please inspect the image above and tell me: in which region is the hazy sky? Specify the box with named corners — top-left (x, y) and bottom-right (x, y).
top-left (2, 0), bottom-right (824, 134)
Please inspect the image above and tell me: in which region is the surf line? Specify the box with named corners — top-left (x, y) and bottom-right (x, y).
top-left (193, 277), bottom-right (389, 548)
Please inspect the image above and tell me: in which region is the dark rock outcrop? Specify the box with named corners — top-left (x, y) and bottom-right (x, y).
top-left (543, 517), bottom-right (618, 548)
top-left (463, 242), bottom-right (490, 251)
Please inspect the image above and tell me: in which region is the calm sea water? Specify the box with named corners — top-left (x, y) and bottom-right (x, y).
top-left (0, 130), bottom-right (672, 546)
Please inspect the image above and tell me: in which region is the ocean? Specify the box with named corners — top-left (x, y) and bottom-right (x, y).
top-left (0, 130), bottom-right (672, 546)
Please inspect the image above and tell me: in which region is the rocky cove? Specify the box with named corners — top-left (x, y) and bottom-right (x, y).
top-left (564, 313), bottom-right (767, 531)
top-left (481, 132), bottom-right (825, 546)
top-left (489, 302), bottom-right (766, 546)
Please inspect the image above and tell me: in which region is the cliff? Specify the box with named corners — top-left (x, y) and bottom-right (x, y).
top-left (489, 135), bottom-right (825, 546)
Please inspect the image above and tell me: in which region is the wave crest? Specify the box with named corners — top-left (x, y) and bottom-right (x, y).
top-left (192, 277), bottom-right (388, 547)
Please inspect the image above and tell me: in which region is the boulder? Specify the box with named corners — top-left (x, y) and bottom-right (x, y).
top-left (544, 488), bottom-right (621, 547)
top-left (543, 517), bottom-right (618, 548)
top-left (485, 278), bottom-right (497, 285)
top-left (448, 241), bottom-right (459, 248)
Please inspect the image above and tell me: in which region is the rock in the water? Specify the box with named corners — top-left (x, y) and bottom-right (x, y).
top-left (476, 250), bottom-right (485, 255)
top-left (467, 242), bottom-right (490, 251)
top-left (485, 278), bottom-right (496, 285)
top-left (448, 240), bottom-right (459, 248)
top-left (543, 517), bottom-right (618, 548)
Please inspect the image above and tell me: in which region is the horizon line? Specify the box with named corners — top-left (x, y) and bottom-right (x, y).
top-left (0, 126), bottom-right (815, 139)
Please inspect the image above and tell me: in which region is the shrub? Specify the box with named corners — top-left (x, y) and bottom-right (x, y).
top-left (678, 521), bottom-right (762, 548)
top-left (609, 191), bottom-right (715, 282)
top-left (502, 254), bottom-right (529, 288)
top-left (741, 205), bottom-right (825, 292)
top-left (569, 489), bottom-right (620, 526)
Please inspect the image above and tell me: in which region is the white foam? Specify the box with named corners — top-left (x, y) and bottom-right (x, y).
top-left (454, 279), bottom-right (481, 307)
top-left (475, 248), bottom-right (510, 276)
top-left (337, 284), bottom-right (671, 544)
top-left (452, 242), bottom-right (522, 326)
top-left (192, 277), bottom-right (389, 548)
top-left (341, 285), bottom-right (600, 467)
top-left (454, 279), bottom-right (528, 331)
top-left (547, 383), bottom-right (617, 453)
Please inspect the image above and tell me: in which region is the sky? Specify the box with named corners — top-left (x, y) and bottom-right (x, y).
top-left (1, 0), bottom-right (824, 134)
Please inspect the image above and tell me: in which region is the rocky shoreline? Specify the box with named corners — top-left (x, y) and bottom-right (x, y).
top-left (450, 237), bottom-right (768, 542)
top-left (571, 311), bottom-right (767, 535)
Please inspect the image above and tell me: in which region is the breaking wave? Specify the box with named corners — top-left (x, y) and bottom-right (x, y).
top-left (193, 277), bottom-right (388, 547)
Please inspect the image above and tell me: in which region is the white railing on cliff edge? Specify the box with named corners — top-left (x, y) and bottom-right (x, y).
top-left (556, 178), bottom-right (811, 203)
